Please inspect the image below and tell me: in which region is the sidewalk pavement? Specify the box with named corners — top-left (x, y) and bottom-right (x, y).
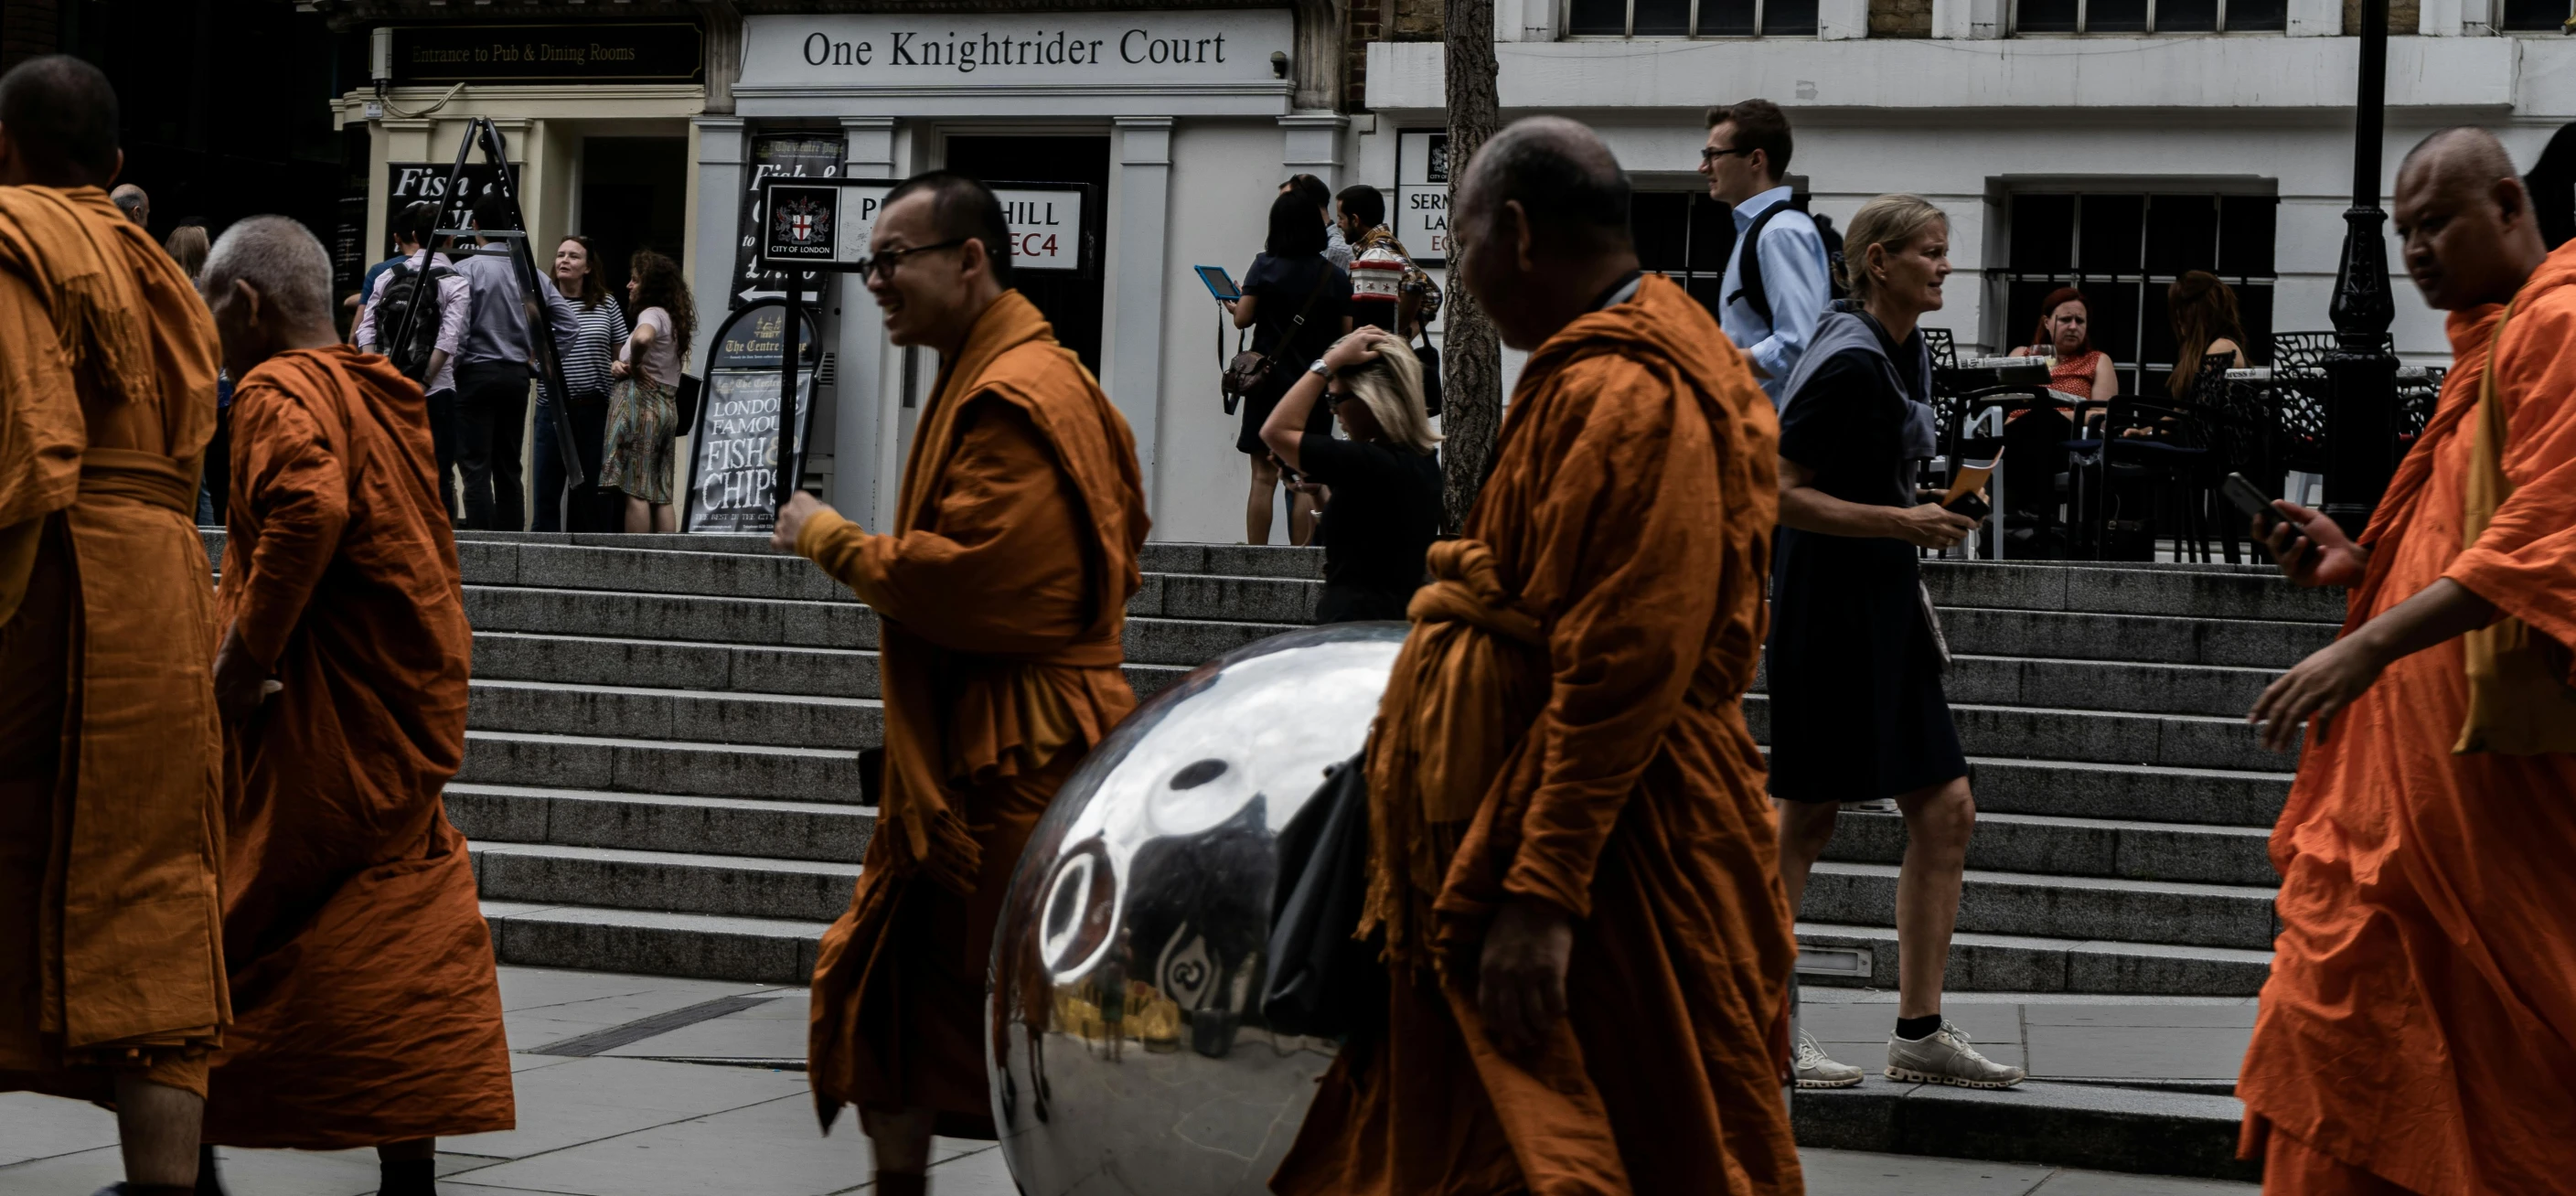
top-left (0, 967), bottom-right (2256, 1196)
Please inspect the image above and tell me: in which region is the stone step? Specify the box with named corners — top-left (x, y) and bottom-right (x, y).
top-left (1756, 654), bottom-right (2278, 719)
top-left (460, 730), bottom-right (867, 804)
top-left (482, 900), bottom-right (828, 985)
top-left (1819, 810), bottom-right (2275, 886)
top-left (1746, 696), bottom-right (2300, 774)
top-left (1793, 922), bottom-right (2274, 997)
top-left (441, 531), bottom-right (1333, 580)
top-left (1795, 1076), bottom-right (2257, 1182)
top-left (446, 783), bottom-right (873, 863)
top-left (470, 842), bottom-right (860, 923)
top-left (1920, 560), bottom-right (2345, 624)
top-left (463, 585), bottom-right (1296, 667)
top-left (469, 631), bottom-right (1192, 699)
top-left (1961, 758), bottom-right (2289, 828)
top-left (1935, 606), bottom-right (2337, 670)
top-left (468, 678), bottom-right (884, 750)
top-left (1801, 861), bottom-right (2278, 951)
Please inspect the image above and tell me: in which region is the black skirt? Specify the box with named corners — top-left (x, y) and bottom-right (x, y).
top-left (1238, 369), bottom-right (1335, 455)
top-left (1764, 528), bottom-right (1968, 802)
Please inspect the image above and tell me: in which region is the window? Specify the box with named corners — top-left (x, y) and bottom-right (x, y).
top-left (1628, 191), bottom-right (1737, 316)
top-left (2500, 0), bottom-right (2570, 29)
top-left (2015, 0), bottom-right (2283, 31)
top-left (1998, 190), bottom-right (2278, 395)
top-left (1568, 0), bottom-right (1819, 37)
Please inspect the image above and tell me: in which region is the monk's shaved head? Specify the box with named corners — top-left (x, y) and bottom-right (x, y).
top-left (0, 54), bottom-right (121, 188)
top-left (2398, 126), bottom-right (2518, 201)
top-left (2393, 124), bottom-right (2548, 311)
top-left (1456, 116), bottom-right (1633, 256)
top-left (204, 217), bottom-right (335, 328)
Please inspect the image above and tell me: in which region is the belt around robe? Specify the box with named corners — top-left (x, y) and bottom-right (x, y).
top-left (78, 447), bottom-right (199, 517)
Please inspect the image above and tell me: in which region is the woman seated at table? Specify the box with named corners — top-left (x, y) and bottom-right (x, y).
top-left (1997, 286), bottom-right (2115, 550)
top-left (2164, 270), bottom-right (2246, 400)
top-left (2008, 286), bottom-right (2120, 400)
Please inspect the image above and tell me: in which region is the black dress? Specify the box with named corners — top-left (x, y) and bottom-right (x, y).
top-left (1299, 432), bottom-right (1441, 622)
top-left (1236, 252), bottom-right (1352, 455)
top-left (1765, 318), bottom-right (1969, 803)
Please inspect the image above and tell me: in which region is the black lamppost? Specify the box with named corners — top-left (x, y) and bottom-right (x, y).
top-left (2323, 0), bottom-right (2400, 536)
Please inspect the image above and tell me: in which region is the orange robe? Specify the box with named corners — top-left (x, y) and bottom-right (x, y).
top-left (200, 347), bottom-right (512, 1148)
top-left (2237, 245), bottom-right (2576, 1194)
top-left (1273, 274), bottom-right (1800, 1196)
top-left (0, 185), bottom-right (227, 1101)
top-left (798, 290), bottom-right (1149, 1137)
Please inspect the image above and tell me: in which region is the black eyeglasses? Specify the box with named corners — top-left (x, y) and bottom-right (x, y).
top-left (855, 238), bottom-right (968, 281)
top-left (1700, 146), bottom-right (1758, 164)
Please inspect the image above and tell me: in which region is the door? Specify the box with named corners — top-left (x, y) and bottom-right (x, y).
top-left (943, 135), bottom-right (1111, 374)
top-left (581, 136), bottom-right (689, 298)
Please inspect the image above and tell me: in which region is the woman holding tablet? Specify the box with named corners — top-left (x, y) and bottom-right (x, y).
top-left (1224, 191), bottom-right (1352, 546)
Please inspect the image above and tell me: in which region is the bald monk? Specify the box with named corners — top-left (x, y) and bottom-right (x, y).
top-left (770, 170), bottom-right (1149, 1196)
top-left (0, 56), bottom-right (227, 1196)
top-left (110, 182), bottom-right (146, 227)
top-left (193, 216), bottom-right (511, 1193)
top-left (2236, 125), bottom-right (2576, 1193)
top-left (1271, 117), bottom-right (1801, 1196)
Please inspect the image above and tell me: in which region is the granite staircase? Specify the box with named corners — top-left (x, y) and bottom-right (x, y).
top-left (199, 531), bottom-right (2334, 999)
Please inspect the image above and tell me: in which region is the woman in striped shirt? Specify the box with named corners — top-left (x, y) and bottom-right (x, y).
top-left (540, 235), bottom-right (629, 531)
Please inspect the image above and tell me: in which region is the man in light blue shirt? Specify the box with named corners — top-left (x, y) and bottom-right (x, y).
top-left (1701, 99), bottom-right (1831, 407)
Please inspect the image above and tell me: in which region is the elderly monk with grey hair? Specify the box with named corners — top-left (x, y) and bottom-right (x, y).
top-left (1271, 115), bottom-right (1799, 1196)
top-left (0, 54), bottom-right (225, 1196)
top-left (193, 216), bottom-right (510, 1196)
top-left (2235, 124), bottom-right (2576, 1196)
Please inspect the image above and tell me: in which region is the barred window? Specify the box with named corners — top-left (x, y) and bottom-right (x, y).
top-left (1999, 191), bottom-right (2278, 396)
top-left (2015, 0), bottom-right (2284, 31)
top-left (2499, 0), bottom-right (2571, 30)
top-left (1567, 0), bottom-right (1820, 36)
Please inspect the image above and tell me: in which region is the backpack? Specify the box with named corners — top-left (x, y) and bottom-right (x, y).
top-left (377, 258), bottom-right (455, 385)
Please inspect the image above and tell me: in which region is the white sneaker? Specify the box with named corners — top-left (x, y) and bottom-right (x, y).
top-left (1885, 1020), bottom-right (2027, 1089)
top-left (1792, 1030), bottom-right (1865, 1089)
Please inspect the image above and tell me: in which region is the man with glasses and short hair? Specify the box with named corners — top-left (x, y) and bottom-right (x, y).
top-left (770, 170), bottom-right (1149, 1196)
top-left (1701, 98), bottom-right (1830, 408)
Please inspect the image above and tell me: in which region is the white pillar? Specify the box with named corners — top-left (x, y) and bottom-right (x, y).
top-left (835, 118), bottom-right (896, 525)
top-left (1280, 112), bottom-right (1348, 189)
top-left (1819, 0), bottom-right (1871, 38)
top-left (2287, 0), bottom-right (2342, 35)
top-left (689, 119), bottom-right (745, 342)
top-left (1930, 0), bottom-right (2008, 37)
top-left (1106, 117), bottom-right (1174, 510)
top-left (2417, 0), bottom-right (2465, 34)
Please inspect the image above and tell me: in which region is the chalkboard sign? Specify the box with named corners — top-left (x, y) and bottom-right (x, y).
top-left (683, 300), bottom-right (821, 534)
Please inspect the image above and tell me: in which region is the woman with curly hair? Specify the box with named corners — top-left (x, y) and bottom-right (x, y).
top-left (602, 248), bottom-right (694, 533)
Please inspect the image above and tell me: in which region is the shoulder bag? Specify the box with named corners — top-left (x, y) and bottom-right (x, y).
top-left (2453, 299), bottom-right (2576, 754)
top-left (1224, 267), bottom-right (1335, 410)
top-left (1262, 750), bottom-right (1383, 1039)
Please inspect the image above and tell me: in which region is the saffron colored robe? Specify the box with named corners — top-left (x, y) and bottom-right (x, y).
top-left (799, 291), bottom-right (1148, 1136)
top-left (1273, 273), bottom-right (1801, 1196)
top-left (0, 185), bottom-right (227, 1100)
top-left (2237, 243), bottom-right (2576, 1194)
top-left (200, 347), bottom-right (512, 1147)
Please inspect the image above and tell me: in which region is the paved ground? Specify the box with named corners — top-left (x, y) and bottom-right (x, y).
top-left (0, 967), bottom-right (2258, 1195)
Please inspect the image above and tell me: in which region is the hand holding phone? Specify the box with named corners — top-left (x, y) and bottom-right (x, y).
top-left (2220, 473), bottom-right (2276, 532)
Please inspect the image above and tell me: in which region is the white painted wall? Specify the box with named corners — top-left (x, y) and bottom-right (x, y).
top-left (1151, 121), bottom-right (1292, 544)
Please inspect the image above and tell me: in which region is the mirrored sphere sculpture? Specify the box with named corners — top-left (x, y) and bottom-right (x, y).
top-left (989, 623), bottom-right (1406, 1194)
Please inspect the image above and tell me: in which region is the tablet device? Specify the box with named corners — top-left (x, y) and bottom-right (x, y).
top-left (1195, 265), bottom-right (1242, 302)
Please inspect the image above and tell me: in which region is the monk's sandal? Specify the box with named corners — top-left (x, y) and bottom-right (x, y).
top-left (1886, 1020), bottom-right (2027, 1089)
top-left (1792, 1030), bottom-right (1865, 1088)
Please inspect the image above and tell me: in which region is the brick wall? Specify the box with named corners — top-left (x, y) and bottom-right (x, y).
top-left (2343, 0), bottom-right (2420, 33)
top-left (1871, 0), bottom-right (1935, 36)
top-left (1345, 0), bottom-right (1382, 110)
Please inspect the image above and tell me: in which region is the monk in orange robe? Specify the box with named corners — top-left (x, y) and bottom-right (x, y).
top-left (193, 217), bottom-right (511, 1194)
top-left (2237, 126), bottom-right (2576, 1194)
top-left (1272, 117), bottom-right (1801, 1196)
top-left (771, 171), bottom-right (1149, 1196)
top-left (0, 56), bottom-right (229, 1196)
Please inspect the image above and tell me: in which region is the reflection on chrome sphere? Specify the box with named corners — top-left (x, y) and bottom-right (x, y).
top-left (988, 623), bottom-right (1406, 1195)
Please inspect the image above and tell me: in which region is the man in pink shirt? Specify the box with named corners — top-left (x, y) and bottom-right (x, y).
top-left (354, 202), bottom-right (469, 522)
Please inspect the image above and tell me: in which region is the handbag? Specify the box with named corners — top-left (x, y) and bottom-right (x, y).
top-left (1413, 331), bottom-right (1443, 418)
top-left (2453, 299), bottom-right (2576, 753)
top-left (1224, 267), bottom-right (1335, 411)
top-left (668, 372), bottom-right (703, 442)
top-left (1262, 750), bottom-right (1384, 1039)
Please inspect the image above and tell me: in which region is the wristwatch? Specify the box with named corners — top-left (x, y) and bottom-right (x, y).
top-left (1309, 358), bottom-right (1331, 379)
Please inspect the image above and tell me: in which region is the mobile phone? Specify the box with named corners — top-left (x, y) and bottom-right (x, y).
top-left (1195, 265), bottom-right (1242, 303)
top-left (2220, 473), bottom-right (2277, 529)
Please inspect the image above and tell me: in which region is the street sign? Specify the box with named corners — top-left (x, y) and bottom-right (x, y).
top-left (755, 176), bottom-right (1093, 274)
top-left (682, 300), bottom-right (822, 534)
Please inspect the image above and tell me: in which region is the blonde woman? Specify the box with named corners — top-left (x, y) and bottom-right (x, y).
top-left (1766, 194), bottom-right (2025, 1094)
top-left (1258, 326), bottom-right (1442, 622)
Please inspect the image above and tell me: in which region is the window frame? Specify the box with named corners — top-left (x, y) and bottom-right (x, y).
top-left (2493, 0), bottom-right (2574, 32)
top-left (2010, 0), bottom-right (2279, 33)
top-left (1561, 0), bottom-right (1815, 37)
top-left (1990, 184), bottom-right (2280, 397)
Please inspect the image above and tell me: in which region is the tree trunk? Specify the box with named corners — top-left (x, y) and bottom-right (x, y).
top-left (1438, 0), bottom-right (1502, 532)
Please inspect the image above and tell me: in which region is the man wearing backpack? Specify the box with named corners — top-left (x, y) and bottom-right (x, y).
top-left (1700, 99), bottom-right (1830, 409)
top-left (354, 201), bottom-right (468, 520)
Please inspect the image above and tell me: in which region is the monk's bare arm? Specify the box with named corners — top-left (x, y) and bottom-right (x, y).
top-left (1778, 456), bottom-right (1974, 550)
top-left (227, 388), bottom-right (351, 667)
top-left (794, 400), bottom-right (1089, 655)
top-left (2250, 579), bottom-right (2495, 752)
